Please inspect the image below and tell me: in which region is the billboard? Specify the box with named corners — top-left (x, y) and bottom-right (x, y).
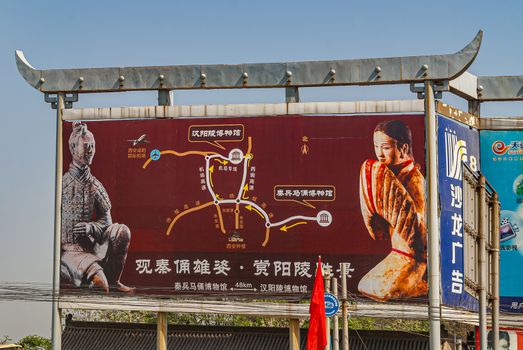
top-left (480, 130), bottom-right (523, 313)
top-left (475, 327), bottom-right (523, 350)
top-left (438, 114), bottom-right (480, 310)
top-left (59, 113), bottom-right (427, 302)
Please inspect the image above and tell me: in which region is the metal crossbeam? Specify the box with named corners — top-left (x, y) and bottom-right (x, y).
top-left (60, 100), bottom-right (425, 121)
top-left (15, 31), bottom-right (482, 94)
top-left (449, 71), bottom-right (523, 102)
top-left (477, 75), bottom-right (523, 101)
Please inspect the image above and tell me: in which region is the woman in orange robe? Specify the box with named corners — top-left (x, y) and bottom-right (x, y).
top-left (358, 120), bottom-right (427, 301)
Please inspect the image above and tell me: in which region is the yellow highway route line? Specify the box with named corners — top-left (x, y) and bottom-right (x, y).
top-left (235, 203), bottom-right (240, 230)
top-left (166, 201), bottom-right (214, 236)
top-left (143, 150), bottom-right (218, 169)
top-left (261, 227), bottom-right (271, 247)
top-left (215, 204), bottom-right (226, 234)
top-left (246, 136), bottom-right (252, 155)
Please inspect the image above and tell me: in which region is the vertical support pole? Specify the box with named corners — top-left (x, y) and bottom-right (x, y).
top-left (51, 94), bottom-right (64, 350)
top-left (285, 87), bottom-right (300, 103)
top-left (289, 319), bottom-right (300, 350)
top-left (157, 312), bottom-right (168, 350)
top-left (478, 176), bottom-right (487, 350)
top-left (332, 277), bottom-right (339, 350)
top-left (324, 271), bottom-right (331, 350)
top-left (341, 264), bottom-right (349, 350)
top-left (467, 100), bottom-right (481, 116)
top-left (424, 81), bottom-right (441, 350)
top-left (156, 91), bottom-right (170, 350)
top-left (491, 192), bottom-right (500, 350)
top-left (158, 90), bottom-right (173, 106)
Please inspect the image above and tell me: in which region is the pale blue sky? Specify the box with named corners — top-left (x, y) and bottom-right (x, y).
top-left (1, 0), bottom-right (523, 341)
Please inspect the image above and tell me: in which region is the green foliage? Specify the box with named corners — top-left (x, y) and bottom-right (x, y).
top-left (0, 335), bottom-right (12, 344)
top-left (63, 308), bottom-right (471, 336)
top-left (302, 316), bottom-right (430, 333)
top-left (167, 313), bottom-right (288, 327)
top-left (17, 335), bottom-right (51, 350)
top-left (442, 320), bottom-right (474, 338)
top-left (64, 310), bottom-right (157, 323)
top-left (347, 317), bottom-right (430, 332)
top-left (64, 309), bottom-right (288, 328)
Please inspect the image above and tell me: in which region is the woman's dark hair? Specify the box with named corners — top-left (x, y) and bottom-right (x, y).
top-left (374, 120), bottom-right (414, 159)
top-left (488, 330), bottom-right (510, 347)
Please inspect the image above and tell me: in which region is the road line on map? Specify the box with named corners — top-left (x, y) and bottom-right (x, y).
top-left (270, 215), bottom-right (318, 228)
top-left (205, 156), bottom-right (217, 202)
top-left (166, 201), bottom-right (214, 236)
top-left (261, 227), bottom-right (271, 247)
top-left (142, 149), bottom-right (217, 169)
top-left (235, 203), bottom-right (240, 229)
top-left (237, 154), bottom-right (250, 199)
top-left (215, 204), bottom-right (226, 234)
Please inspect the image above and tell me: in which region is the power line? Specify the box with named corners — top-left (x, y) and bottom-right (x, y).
top-left (2, 281), bottom-right (523, 328)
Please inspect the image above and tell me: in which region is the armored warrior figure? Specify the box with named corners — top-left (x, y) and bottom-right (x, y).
top-left (60, 122), bottom-right (134, 293)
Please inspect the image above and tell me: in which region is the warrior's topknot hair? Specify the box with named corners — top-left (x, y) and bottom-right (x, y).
top-left (69, 122), bottom-right (91, 155)
top-left (72, 121), bottom-right (87, 135)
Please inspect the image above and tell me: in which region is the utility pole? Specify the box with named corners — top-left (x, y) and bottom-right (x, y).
top-left (341, 264), bottom-right (349, 350)
top-left (424, 81), bottom-right (441, 350)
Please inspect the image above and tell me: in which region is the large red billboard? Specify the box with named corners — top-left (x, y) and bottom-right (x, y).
top-left (475, 327), bottom-right (523, 349)
top-left (59, 113), bottom-right (427, 302)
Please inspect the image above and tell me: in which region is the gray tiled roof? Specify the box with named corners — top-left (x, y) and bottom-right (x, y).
top-left (62, 320), bottom-right (431, 350)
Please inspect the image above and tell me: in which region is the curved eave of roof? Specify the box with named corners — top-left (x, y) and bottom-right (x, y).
top-left (15, 31), bottom-right (482, 94)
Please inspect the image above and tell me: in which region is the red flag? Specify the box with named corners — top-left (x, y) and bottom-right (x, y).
top-left (307, 256), bottom-right (327, 350)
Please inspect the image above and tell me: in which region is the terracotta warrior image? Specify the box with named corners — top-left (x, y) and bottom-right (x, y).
top-left (358, 120), bottom-right (427, 301)
top-left (60, 122), bottom-right (134, 293)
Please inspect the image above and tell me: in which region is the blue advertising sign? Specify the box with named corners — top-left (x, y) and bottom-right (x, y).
top-left (324, 292), bottom-right (340, 317)
top-left (480, 130), bottom-right (523, 313)
top-left (438, 115), bottom-right (479, 310)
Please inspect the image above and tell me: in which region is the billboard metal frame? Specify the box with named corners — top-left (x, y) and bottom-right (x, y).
top-left (462, 164), bottom-right (500, 349)
top-left (15, 31), bottom-right (481, 96)
top-left (16, 29), bottom-right (523, 350)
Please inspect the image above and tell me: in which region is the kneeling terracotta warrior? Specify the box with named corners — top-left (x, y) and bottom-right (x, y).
top-left (358, 120), bottom-right (427, 301)
top-left (61, 122), bottom-right (134, 293)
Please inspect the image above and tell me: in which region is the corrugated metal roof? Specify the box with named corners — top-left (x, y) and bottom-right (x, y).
top-left (62, 320), bottom-right (431, 350)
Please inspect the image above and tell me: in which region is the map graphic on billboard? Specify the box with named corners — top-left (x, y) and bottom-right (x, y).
top-left (481, 130), bottom-right (523, 313)
top-left (59, 114), bottom-right (427, 302)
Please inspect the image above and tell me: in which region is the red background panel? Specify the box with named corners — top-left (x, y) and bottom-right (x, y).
top-left (61, 114), bottom-right (425, 299)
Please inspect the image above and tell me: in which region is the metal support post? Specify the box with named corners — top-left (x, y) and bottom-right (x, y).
top-left (285, 87), bottom-right (300, 103)
top-left (341, 264), bottom-right (349, 350)
top-left (467, 100), bottom-right (481, 116)
top-left (491, 193), bottom-right (500, 350)
top-left (156, 90), bottom-right (172, 350)
top-left (424, 81), bottom-right (441, 350)
top-left (289, 319), bottom-right (300, 350)
top-left (478, 176), bottom-right (487, 350)
top-left (157, 312), bottom-right (168, 350)
top-left (332, 277), bottom-right (339, 350)
top-left (51, 94), bottom-right (64, 350)
top-left (158, 90), bottom-right (173, 106)
top-left (157, 85), bottom-right (170, 349)
top-left (325, 271), bottom-right (331, 350)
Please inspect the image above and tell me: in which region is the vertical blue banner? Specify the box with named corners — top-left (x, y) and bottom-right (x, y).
top-left (481, 130), bottom-right (523, 313)
top-left (438, 115), bottom-right (479, 310)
